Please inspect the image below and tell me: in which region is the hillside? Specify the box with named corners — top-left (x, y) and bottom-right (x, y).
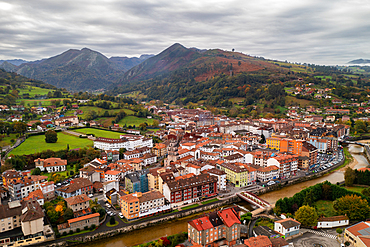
top-left (0, 48), bottom-right (150, 91)
top-left (348, 59), bottom-right (370, 64)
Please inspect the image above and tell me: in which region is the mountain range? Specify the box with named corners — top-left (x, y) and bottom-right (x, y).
top-left (348, 59), bottom-right (370, 64)
top-left (0, 49), bottom-right (153, 91)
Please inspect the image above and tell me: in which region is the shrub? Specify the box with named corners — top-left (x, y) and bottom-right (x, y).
top-left (336, 228), bottom-right (343, 234)
top-left (56, 232), bottom-right (61, 238)
top-left (90, 224), bottom-right (96, 230)
top-left (76, 228), bottom-right (80, 233)
top-left (69, 230), bottom-right (74, 235)
top-left (110, 216), bottom-right (116, 225)
top-left (62, 232), bottom-right (67, 236)
top-left (84, 226), bottom-right (89, 230)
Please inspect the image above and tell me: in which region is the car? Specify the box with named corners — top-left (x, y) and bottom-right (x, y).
top-left (88, 194), bottom-right (94, 198)
top-left (267, 181), bottom-right (275, 186)
top-left (57, 183), bottom-right (62, 186)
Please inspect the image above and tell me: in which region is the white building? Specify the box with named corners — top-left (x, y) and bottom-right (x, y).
top-left (256, 165), bottom-right (280, 182)
top-left (104, 170), bottom-right (123, 182)
top-left (317, 215), bottom-right (349, 229)
top-left (207, 168), bottom-right (227, 191)
top-left (34, 158), bottom-right (67, 173)
top-left (94, 135), bottom-right (153, 151)
top-left (274, 218), bottom-right (301, 238)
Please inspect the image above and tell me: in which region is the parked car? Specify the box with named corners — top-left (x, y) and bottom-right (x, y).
top-left (88, 194), bottom-right (94, 198)
top-left (267, 181), bottom-right (275, 186)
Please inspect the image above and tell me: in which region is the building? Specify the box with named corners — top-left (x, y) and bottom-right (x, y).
top-left (152, 143), bottom-right (167, 158)
top-left (217, 163), bottom-right (249, 187)
top-left (274, 218), bottom-right (301, 238)
top-left (65, 194), bottom-right (91, 217)
top-left (54, 116), bottom-right (79, 126)
top-left (56, 178), bottom-right (93, 198)
top-left (163, 173), bottom-right (218, 204)
top-left (188, 207), bottom-right (241, 246)
top-left (120, 190), bottom-right (170, 221)
top-left (255, 165), bottom-right (279, 183)
top-left (345, 221), bottom-right (370, 246)
top-left (94, 135), bottom-right (153, 151)
top-left (206, 168), bottom-right (227, 191)
top-left (58, 213), bottom-right (99, 235)
top-left (124, 170), bottom-right (149, 194)
top-left (317, 215), bottom-right (349, 229)
top-left (34, 157), bottom-right (67, 173)
top-left (244, 235), bottom-right (272, 247)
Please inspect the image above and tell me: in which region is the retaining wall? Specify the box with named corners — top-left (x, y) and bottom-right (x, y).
top-left (44, 196), bottom-right (240, 246)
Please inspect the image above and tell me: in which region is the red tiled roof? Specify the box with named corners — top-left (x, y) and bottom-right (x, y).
top-left (218, 208), bottom-right (240, 227)
top-left (189, 216), bottom-right (214, 231)
top-left (67, 213), bottom-right (100, 224)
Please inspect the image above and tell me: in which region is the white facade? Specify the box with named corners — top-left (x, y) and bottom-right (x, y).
top-left (317, 217), bottom-right (349, 229)
top-left (94, 135), bottom-right (153, 151)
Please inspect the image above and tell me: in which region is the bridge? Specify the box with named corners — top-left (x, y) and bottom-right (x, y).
top-left (237, 191), bottom-right (271, 209)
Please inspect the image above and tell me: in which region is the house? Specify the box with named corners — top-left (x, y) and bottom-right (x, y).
top-left (34, 157), bottom-right (67, 173)
top-left (274, 218), bottom-right (301, 238)
top-left (56, 178), bottom-right (93, 198)
top-left (58, 213), bottom-right (99, 235)
top-left (244, 235), bottom-right (272, 247)
top-left (317, 215), bottom-right (349, 228)
top-left (345, 221), bottom-right (370, 246)
top-left (23, 189), bottom-right (45, 206)
top-left (54, 116), bottom-right (79, 126)
top-left (188, 207), bottom-right (241, 247)
top-left (65, 194), bottom-right (91, 217)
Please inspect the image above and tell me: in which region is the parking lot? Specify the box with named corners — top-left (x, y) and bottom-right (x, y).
top-left (289, 232), bottom-right (342, 247)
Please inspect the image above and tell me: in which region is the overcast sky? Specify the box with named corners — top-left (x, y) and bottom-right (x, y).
top-left (0, 0), bottom-right (369, 65)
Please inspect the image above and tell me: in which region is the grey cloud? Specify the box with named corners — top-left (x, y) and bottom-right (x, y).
top-left (0, 0), bottom-right (370, 64)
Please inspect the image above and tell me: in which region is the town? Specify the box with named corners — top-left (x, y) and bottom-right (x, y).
top-left (0, 93), bottom-right (368, 247)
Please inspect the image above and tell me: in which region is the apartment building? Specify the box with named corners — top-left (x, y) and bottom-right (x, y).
top-left (188, 207), bottom-right (241, 246)
top-left (34, 157), bottom-right (67, 173)
top-left (120, 191), bottom-right (170, 221)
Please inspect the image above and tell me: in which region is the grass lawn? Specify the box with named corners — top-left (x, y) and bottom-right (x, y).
top-left (345, 186), bottom-right (366, 194)
top-left (201, 198), bottom-right (219, 205)
top-left (16, 98), bottom-right (65, 106)
top-left (60, 229), bottom-right (95, 238)
top-left (10, 132), bottom-right (93, 155)
top-left (18, 86), bottom-right (54, 97)
top-left (286, 96), bottom-right (313, 107)
top-left (106, 221), bottom-right (119, 227)
top-left (315, 200), bottom-right (337, 217)
top-left (118, 116), bottom-right (154, 127)
top-left (70, 106), bottom-right (135, 120)
top-left (254, 218), bottom-right (274, 229)
top-left (72, 128), bottom-right (123, 138)
top-left (41, 165), bottom-right (75, 181)
top-left (181, 204), bottom-right (199, 210)
top-left (0, 133), bottom-right (18, 147)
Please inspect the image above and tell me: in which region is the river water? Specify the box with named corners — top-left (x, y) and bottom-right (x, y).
top-left (82, 144), bottom-right (370, 247)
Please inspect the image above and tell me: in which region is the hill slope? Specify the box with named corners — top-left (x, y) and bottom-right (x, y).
top-left (0, 48), bottom-right (150, 91)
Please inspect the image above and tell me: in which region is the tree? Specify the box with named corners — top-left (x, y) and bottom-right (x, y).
top-left (362, 187), bottom-right (370, 197)
top-left (13, 122), bottom-right (27, 134)
top-left (240, 212), bottom-right (252, 225)
top-left (294, 205), bottom-right (318, 227)
top-left (259, 134), bottom-right (266, 144)
top-left (322, 183), bottom-right (332, 200)
top-left (333, 194), bottom-right (370, 220)
top-left (344, 167), bottom-right (355, 186)
top-left (45, 130), bottom-right (58, 143)
top-left (336, 228), bottom-right (343, 234)
top-left (109, 216), bottom-right (116, 225)
top-left (139, 123), bottom-right (147, 131)
top-left (32, 167), bottom-right (41, 175)
top-left (63, 208), bottom-right (74, 221)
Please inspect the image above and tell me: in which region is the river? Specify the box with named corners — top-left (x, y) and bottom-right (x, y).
top-left (82, 144), bottom-right (370, 247)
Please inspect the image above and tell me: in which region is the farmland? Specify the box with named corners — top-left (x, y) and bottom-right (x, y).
top-left (118, 116), bottom-right (154, 127)
top-left (18, 86), bottom-right (54, 97)
top-left (72, 128), bottom-right (123, 138)
top-left (10, 132), bottom-right (93, 155)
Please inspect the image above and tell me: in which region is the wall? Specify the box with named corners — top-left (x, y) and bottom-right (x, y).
top-left (44, 197), bottom-right (240, 246)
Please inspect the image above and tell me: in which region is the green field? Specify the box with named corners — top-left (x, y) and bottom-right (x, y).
top-left (286, 95), bottom-right (313, 107)
top-left (201, 198), bottom-right (219, 205)
top-left (66, 106), bottom-right (135, 120)
top-left (0, 134), bottom-right (18, 147)
top-left (16, 98), bottom-right (66, 107)
top-left (344, 186), bottom-right (366, 194)
top-left (18, 86), bottom-right (54, 97)
top-left (118, 116), bottom-right (154, 127)
top-left (73, 128), bottom-right (123, 138)
top-left (315, 200), bottom-right (337, 217)
top-left (10, 132), bottom-right (93, 155)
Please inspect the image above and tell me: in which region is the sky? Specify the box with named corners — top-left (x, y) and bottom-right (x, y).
top-left (0, 0), bottom-right (370, 65)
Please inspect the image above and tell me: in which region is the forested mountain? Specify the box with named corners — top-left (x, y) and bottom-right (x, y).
top-left (348, 59), bottom-right (370, 64)
top-left (0, 59), bottom-right (28, 66)
top-left (0, 49), bottom-right (150, 91)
